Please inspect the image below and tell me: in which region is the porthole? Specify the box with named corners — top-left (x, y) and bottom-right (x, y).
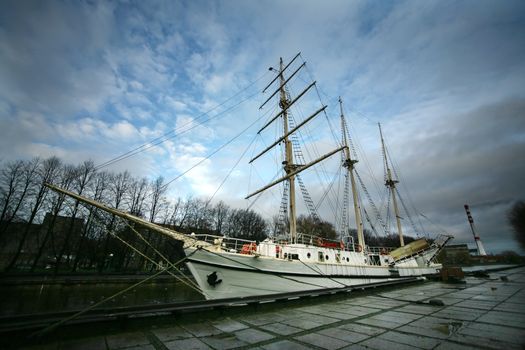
top-left (346, 257), bottom-right (349, 262)
top-left (325, 255), bottom-right (329, 260)
top-left (307, 253), bottom-right (311, 258)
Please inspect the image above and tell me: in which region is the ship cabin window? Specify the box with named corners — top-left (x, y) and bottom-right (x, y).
top-left (307, 252), bottom-right (311, 259)
top-left (318, 251), bottom-right (324, 262)
top-left (290, 254), bottom-right (299, 260)
top-left (325, 255), bottom-right (329, 261)
top-left (346, 257), bottom-right (350, 262)
top-left (284, 253), bottom-right (288, 259)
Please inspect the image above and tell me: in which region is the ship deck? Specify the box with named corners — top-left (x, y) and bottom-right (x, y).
top-left (15, 265), bottom-right (525, 349)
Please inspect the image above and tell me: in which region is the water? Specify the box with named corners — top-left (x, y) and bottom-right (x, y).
top-left (462, 264), bottom-right (517, 272)
top-left (0, 279), bottom-right (204, 316)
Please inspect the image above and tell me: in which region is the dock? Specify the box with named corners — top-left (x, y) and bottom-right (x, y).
top-left (14, 266), bottom-right (525, 349)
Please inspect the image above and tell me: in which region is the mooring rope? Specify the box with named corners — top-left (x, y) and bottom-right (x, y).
top-left (88, 206), bottom-right (205, 296)
top-left (31, 247), bottom-right (201, 338)
top-left (112, 222), bottom-right (206, 296)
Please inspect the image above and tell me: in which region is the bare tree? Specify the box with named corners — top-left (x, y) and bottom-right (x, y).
top-left (128, 177), bottom-right (148, 217)
top-left (97, 171), bottom-right (130, 272)
top-left (148, 176), bottom-right (167, 223)
top-left (212, 201), bottom-right (229, 235)
top-left (30, 162), bottom-right (77, 272)
top-left (508, 201), bottom-right (525, 251)
top-left (54, 160), bottom-right (96, 273)
top-left (0, 158), bottom-right (40, 237)
top-left (225, 208), bottom-right (267, 241)
top-left (297, 214), bottom-right (337, 240)
top-left (0, 160), bottom-right (25, 226)
top-left (4, 157), bottom-right (61, 272)
top-left (72, 170), bottom-right (109, 272)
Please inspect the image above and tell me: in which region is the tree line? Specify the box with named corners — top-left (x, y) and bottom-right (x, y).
top-left (0, 157), bottom-right (270, 274)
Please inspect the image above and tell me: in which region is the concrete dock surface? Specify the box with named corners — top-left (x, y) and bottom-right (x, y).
top-left (20, 266), bottom-right (525, 350)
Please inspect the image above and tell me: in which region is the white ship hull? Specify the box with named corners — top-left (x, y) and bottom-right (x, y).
top-left (185, 246), bottom-right (441, 300)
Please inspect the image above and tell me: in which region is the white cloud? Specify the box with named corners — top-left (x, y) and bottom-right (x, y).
top-left (1, 0), bottom-right (524, 253)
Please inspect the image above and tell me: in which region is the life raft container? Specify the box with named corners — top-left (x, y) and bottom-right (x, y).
top-left (240, 242), bottom-right (257, 254)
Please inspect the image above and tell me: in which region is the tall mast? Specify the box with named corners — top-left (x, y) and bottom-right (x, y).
top-left (247, 54), bottom-right (347, 244)
top-left (379, 123), bottom-right (404, 246)
top-left (339, 98), bottom-right (365, 250)
top-left (279, 57), bottom-right (297, 243)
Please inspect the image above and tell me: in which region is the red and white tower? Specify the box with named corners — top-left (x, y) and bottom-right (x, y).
top-left (464, 204), bottom-right (487, 256)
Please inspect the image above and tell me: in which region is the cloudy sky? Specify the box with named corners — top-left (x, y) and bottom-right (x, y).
top-left (1, 0), bottom-right (524, 253)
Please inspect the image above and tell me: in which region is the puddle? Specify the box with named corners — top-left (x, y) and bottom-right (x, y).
top-left (434, 321), bottom-right (464, 336)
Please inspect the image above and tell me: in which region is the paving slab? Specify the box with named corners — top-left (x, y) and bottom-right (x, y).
top-left (281, 317), bottom-right (325, 330)
top-left (164, 337), bottom-right (212, 350)
top-left (396, 303), bottom-right (444, 315)
top-left (432, 341), bottom-right (479, 350)
top-left (181, 322), bottom-right (223, 337)
top-left (355, 316), bottom-right (404, 329)
top-left (13, 265), bottom-right (525, 350)
top-left (432, 305), bottom-right (486, 321)
top-left (359, 336), bottom-right (421, 350)
top-left (234, 328), bottom-right (274, 343)
top-left (294, 332), bottom-right (350, 349)
top-left (317, 326), bottom-right (370, 343)
top-left (58, 336), bottom-right (107, 350)
top-left (210, 318), bottom-right (249, 332)
top-left (375, 330), bottom-right (441, 349)
top-left (338, 323), bottom-right (385, 336)
top-left (259, 322), bottom-right (303, 335)
top-left (261, 339), bottom-right (313, 349)
top-left (151, 325), bottom-right (193, 342)
top-left (200, 332), bottom-right (249, 349)
top-left (106, 332), bottom-right (150, 349)
top-left (448, 332), bottom-right (522, 350)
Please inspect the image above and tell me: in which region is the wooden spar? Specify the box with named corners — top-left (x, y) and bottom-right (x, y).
top-left (44, 183), bottom-right (209, 249)
top-left (249, 105), bottom-right (327, 164)
top-left (259, 62), bottom-right (306, 110)
top-left (257, 81), bottom-right (316, 134)
top-left (280, 57), bottom-right (297, 243)
top-left (245, 146), bottom-right (347, 200)
top-left (262, 52), bottom-right (301, 93)
top-left (379, 123), bottom-right (404, 246)
top-left (339, 98), bottom-right (365, 250)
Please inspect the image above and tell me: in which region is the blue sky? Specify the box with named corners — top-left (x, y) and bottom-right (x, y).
top-left (1, 0), bottom-right (524, 253)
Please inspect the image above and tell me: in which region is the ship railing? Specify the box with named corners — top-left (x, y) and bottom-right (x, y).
top-left (192, 234), bottom-right (256, 253)
top-left (426, 233), bottom-right (454, 263)
top-left (295, 233), bottom-right (350, 250)
top-left (366, 246), bottom-right (394, 255)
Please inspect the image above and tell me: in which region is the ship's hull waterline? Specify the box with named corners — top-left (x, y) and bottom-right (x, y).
top-left (184, 247), bottom-right (440, 300)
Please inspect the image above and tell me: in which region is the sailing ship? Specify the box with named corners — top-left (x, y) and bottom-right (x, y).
top-left (45, 54), bottom-right (452, 300)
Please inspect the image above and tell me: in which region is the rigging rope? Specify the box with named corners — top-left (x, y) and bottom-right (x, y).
top-left (205, 134), bottom-right (258, 208)
top-left (355, 170), bottom-right (386, 235)
top-left (395, 188), bottom-right (420, 237)
top-left (32, 246), bottom-right (201, 338)
top-left (95, 72), bottom-right (269, 170)
top-left (160, 109), bottom-right (271, 191)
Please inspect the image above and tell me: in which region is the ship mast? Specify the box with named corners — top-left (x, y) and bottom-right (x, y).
top-left (246, 54), bottom-right (347, 244)
top-left (339, 98), bottom-right (364, 250)
top-left (279, 57), bottom-right (298, 243)
top-left (379, 123), bottom-right (405, 247)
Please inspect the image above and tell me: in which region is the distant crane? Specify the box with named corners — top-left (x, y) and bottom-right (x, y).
top-left (464, 204), bottom-right (487, 256)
